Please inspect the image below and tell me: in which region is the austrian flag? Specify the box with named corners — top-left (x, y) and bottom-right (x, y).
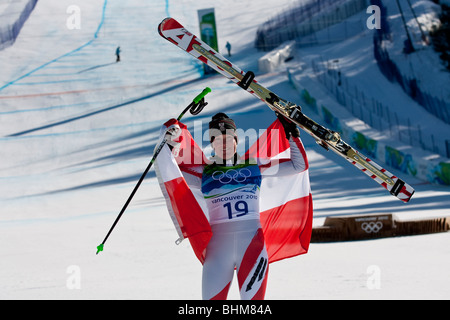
top-left (154, 118), bottom-right (313, 264)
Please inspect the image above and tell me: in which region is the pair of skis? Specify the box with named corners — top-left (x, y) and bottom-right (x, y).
top-left (158, 17), bottom-right (415, 203)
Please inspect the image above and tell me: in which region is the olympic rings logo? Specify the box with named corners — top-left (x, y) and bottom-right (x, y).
top-left (212, 168), bottom-right (252, 184)
top-left (361, 221), bottom-right (383, 233)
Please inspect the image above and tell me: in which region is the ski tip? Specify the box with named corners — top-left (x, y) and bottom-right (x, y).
top-left (158, 17), bottom-right (183, 34)
top-left (160, 17), bottom-right (172, 24)
top-left (158, 18), bottom-right (171, 36)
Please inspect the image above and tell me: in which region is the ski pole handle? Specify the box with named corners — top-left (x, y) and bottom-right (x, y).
top-left (178, 87), bottom-right (212, 119)
top-left (193, 87), bottom-right (211, 104)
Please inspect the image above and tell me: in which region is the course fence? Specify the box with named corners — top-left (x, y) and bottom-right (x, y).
top-left (255, 0), bottom-right (368, 51)
top-left (371, 0), bottom-right (450, 125)
top-left (311, 57), bottom-right (450, 158)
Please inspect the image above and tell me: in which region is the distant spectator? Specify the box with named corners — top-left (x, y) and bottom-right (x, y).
top-left (226, 41), bottom-right (231, 57)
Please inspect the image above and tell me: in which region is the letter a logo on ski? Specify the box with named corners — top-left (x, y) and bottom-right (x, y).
top-left (160, 19), bottom-right (193, 50)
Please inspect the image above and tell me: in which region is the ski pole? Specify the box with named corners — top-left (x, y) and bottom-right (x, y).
top-left (96, 87), bottom-right (211, 255)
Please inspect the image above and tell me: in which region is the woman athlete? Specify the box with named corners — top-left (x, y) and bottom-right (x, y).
top-left (164, 112), bottom-right (308, 300)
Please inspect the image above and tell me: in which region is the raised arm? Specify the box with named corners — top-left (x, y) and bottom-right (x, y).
top-left (259, 114), bottom-right (309, 176)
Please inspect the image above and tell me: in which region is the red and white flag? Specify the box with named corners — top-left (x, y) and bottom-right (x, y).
top-left (155, 118), bottom-right (313, 264)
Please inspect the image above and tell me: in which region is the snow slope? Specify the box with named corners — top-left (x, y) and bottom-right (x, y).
top-left (0, 0), bottom-right (449, 300)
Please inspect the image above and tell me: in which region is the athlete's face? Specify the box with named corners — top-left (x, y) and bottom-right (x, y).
top-left (212, 134), bottom-right (237, 160)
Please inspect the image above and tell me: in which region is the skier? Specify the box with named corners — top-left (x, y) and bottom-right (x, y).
top-left (115, 46), bottom-right (121, 62)
top-left (161, 112), bottom-right (309, 300)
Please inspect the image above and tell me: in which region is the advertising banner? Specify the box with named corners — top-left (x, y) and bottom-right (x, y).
top-left (198, 8), bottom-right (218, 74)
